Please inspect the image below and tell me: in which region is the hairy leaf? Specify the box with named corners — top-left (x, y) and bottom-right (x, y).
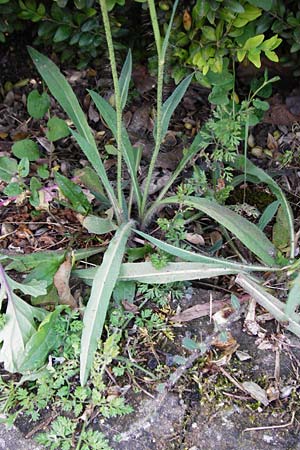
top-left (80, 221), bottom-right (133, 385)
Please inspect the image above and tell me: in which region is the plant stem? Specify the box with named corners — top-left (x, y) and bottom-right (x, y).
top-left (141, 0), bottom-right (164, 217)
top-left (99, 0), bottom-right (123, 218)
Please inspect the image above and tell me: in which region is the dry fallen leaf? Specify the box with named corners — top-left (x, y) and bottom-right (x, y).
top-left (54, 256), bottom-right (77, 309)
top-left (242, 381), bottom-right (269, 406)
top-left (185, 232), bottom-right (205, 245)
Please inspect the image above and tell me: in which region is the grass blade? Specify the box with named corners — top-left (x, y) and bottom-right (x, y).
top-left (233, 156), bottom-right (295, 259)
top-left (236, 274), bottom-right (300, 338)
top-left (80, 221), bottom-right (133, 385)
top-left (161, 196), bottom-right (277, 266)
top-left (119, 49), bottom-right (132, 110)
top-left (134, 230), bottom-right (280, 272)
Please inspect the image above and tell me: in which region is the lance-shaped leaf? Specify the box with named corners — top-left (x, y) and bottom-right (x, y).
top-left (134, 230), bottom-right (279, 273)
top-left (119, 49), bottom-right (132, 110)
top-left (232, 156), bottom-right (295, 259)
top-left (285, 272), bottom-right (300, 318)
top-left (19, 306), bottom-right (66, 372)
top-left (236, 274), bottom-right (300, 338)
top-left (161, 196), bottom-right (277, 267)
top-left (157, 74), bottom-right (193, 142)
top-left (80, 221), bottom-right (133, 385)
top-left (73, 262), bottom-right (240, 284)
top-left (118, 261), bottom-right (240, 283)
top-left (27, 47), bottom-right (119, 218)
top-left (89, 90), bottom-right (142, 209)
top-left (0, 265), bottom-right (47, 372)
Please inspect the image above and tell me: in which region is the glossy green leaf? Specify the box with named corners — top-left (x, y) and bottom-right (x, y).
top-left (119, 49), bottom-right (132, 110)
top-left (27, 90), bottom-right (50, 119)
top-left (80, 221), bottom-right (133, 385)
top-left (161, 196), bottom-right (277, 266)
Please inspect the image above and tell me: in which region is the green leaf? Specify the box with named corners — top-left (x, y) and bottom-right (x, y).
top-left (159, 74), bottom-right (193, 142)
top-left (89, 90), bottom-right (142, 209)
top-left (53, 25), bottom-right (72, 43)
top-left (71, 131), bottom-right (118, 211)
top-left (113, 280), bottom-right (136, 304)
top-left (134, 230), bottom-right (276, 272)
top-left (247, 49), bottom-right (262, 68)
top-left (0, 157), bottom-right (18, 182)
top-left (236, 274), bottom-right (300, 338)
top-left (19, 306), bottom-right (66, 372)
top-left (232, 156), bottom-right (295, 259)
top-left (46, 116), bottom-right (70, 141)
top-left (253, 98), bottom-right (269, 111)
top-left (161, 196), bottom-right (277, 266)
top-left (74, 166), bottom-right (109, 206)
top-left (202, 25), bottom-right (216, 41)
top-left (27, 90), bottom-right (50, 119)
top-left (119, 49), bottom-right (132, 110)
top-left (208, 86), bottom-right (229, 105)
top-left (4, 182), bottom-right (23, 197)
top-left (12, 139), bottom-right (40, 161)
top-left (243, 34), bottom-right (264, 50)
top-left (285, 272), bottom-right (300, 318)
top-left (55, 171), bottom-right (91, 214)
top-left (82, 215), bottom-right (117, 234)
top-left (258, 200), bottom-right (280, 231)
top-left (272, 206), bottom-right (290, 250)
top-left (18, 158), bottom-right (30, 177)
top-left (27, 47), bottom-right (120, 218)
top-left (73, 262), bottom-right (241, 284)
top-left (118, 262), bottom-right (240, 283)
top-left (80, 221), bottom-right (133, 385)
top-left (161, 0), bottom-right (179, 59)
top-left (0, 266), bottom-right (47, 372)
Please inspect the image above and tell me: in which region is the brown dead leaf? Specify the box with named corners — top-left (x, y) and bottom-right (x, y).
top-left (267, 132), bottom-right (278, 152)
top-left (242, 381), bottom-right (269, 406)
top-left (132, 65), bottom-right (156, 94)
top-left (0, 132), bottom-right (8, 139)
top-left (264, 104), bottom-right (300, 126)
top-left (185, 232), bottom-right (205, 245)
top-left (212, 331), bottom-right (237, 352)
top-left (54, 256), bottom-right (77, 309)
top-left (122, 300), bottom-right (139, 313)
top-left (88, 104), bottom-right (100, 123)
top-left (172, 299), bottom-right (237, 322)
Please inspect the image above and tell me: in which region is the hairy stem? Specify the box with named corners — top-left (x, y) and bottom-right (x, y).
top-left (99, 0), bottom-right (123, 218)
top-left (141, 0), bottom-right (164, 217)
